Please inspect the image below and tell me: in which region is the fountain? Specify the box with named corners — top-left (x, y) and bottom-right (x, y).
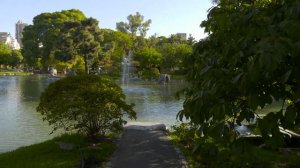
top-left (121, 51), bottom-right (132, 85)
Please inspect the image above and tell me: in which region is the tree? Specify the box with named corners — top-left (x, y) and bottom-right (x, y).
top-left (9, 50), bottom-right (23, 68)
top-left (179, 0), bottom-right (300, 149)
top-left (187, 34), bottom-right (196, 46)
top-left (116, 12), bottom-right (151, 50)
top-left (159, 43), bottom-right (192, 73)
top-left (99, 29), bottom-right (133, 74)
top-left (37, 75), bottom-right (136, 141)
top-left (134, 47), bottom-right (162, 69)
top-left (134, 47), bottom-right (162, 79)
top-left (116, 12), bottom-right (151, 38)
top-left (55, 18), bottom-right (103, 74)
top-left (116, 22), bottom-right (128, 33)
top-left (0, 43), bottom-right (11, 67)
top-left (22, 9), bottom-right (86, 69)
top-left (159, 43), bottom-right (176, 72)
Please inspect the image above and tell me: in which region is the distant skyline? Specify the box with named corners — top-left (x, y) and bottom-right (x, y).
top-left (0, 0), bottom-right (213, 40)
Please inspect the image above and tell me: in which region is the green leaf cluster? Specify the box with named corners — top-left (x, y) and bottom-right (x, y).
top-left (22, 10), bottom-right (196, 77)
top-left (180, 0), bottom-right (300, 148)
top-left (55, 18), bottom-right (103, 74)
top-left (99, 29), bottom-right (132, 74)
top-left (0, 43), bottom-right (23, 68)
top-left (0, 43), bottom-right (12, 66)
top-left (37, 75), bottom-right (136, 140)
top-left (22, 9), bottom-right (86, 69)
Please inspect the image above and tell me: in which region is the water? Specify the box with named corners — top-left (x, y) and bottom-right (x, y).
top-left (122, 82), bottom-right (184, 125)
top-left (0, 75), bottom-right (58, 153)
top-left (0, 75), bottom-right (184, 153)
top-left (121, 51), bottom-right (133, 85)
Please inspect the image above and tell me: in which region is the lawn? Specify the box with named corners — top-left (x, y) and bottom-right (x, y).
top-left (0, 71), bottom-right (30, 76)
top-left (0, 134), bottom-right (116, 168)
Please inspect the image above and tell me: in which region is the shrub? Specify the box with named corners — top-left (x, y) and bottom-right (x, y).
top-left (37, 75), bottom-right (136, 141)
top-left (139, 68), bottom-right (160, 79)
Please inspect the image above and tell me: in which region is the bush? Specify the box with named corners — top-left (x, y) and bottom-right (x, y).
top-left (170, 123), bottom-right (300, 168)
top-left (139, 68), bottom-right (160, 79)
top-left (37, 75), bottom-right (136, 141)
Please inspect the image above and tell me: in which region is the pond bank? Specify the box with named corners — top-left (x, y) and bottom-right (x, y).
top-left (0, 71), bottom-right (32, 76)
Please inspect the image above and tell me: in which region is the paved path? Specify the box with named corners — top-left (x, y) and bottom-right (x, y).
top-left (108, 122), bottom-right (185, 168)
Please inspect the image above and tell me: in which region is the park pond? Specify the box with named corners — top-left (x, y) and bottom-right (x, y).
top-left (0, 75), bottom-right (185, 153)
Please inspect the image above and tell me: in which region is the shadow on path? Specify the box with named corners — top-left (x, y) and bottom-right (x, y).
top-left (109, 123), bottom-right (182, 168)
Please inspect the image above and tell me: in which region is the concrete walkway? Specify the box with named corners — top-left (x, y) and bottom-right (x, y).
top-left (107, 122), bottom-right (186, 168)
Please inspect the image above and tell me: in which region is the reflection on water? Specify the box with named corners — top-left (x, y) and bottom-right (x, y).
top-left (0, 76), bottom-right (58, 153)
top-left (0, 76), bottom-right (185, 153)
top-left (122, 82), bottom-right (184, 126)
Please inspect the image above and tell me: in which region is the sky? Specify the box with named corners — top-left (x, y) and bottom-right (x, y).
top-left (0, 0), bottom-right (213, 40)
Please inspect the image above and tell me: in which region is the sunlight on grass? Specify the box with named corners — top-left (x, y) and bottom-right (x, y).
top-left (0, 133), bottom-right (115, 168)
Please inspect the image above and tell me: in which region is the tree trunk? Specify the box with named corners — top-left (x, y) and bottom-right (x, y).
top-left (84, 55), bottom-right (89, 74)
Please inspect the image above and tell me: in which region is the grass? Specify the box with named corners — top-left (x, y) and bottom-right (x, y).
top-left (170, 75), bottom-right (185, 80)
top-left (0, 133), bottom-right (116, 168)
top-left (0, 71), bottom-right (30, 76)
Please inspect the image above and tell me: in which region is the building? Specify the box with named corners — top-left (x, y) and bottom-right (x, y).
top-left (176, 33), bottom-right (187, 40)
top-left (0, 32), bottom-right (10, 42)
top-left (0, 32), bottom-right (20, 50)
top-left (15, 20), bottom-right (28, 47)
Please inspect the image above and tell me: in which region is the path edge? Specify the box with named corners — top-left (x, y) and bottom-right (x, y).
top-left (105, 122), bottom-right (189, 168)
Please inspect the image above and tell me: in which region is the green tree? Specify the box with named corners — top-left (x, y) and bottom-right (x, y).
top-left (116, 12), bottom-right (151, 50)
top-left (100, 29), bottom-right (132, 74)
top-left (0, 43), bottom-right (11, 67)
top-left (116, 22), bottom-right (128, 33)
top-left (9, 50), bottom-right (23, 68)
top-left (116, 12), bottom-right (151, 38)
top-left (22, 9), bottom-right (86, 69)
top-left (179, 0), bottom-right (300, 150)
top-left (55, 18), bottom-right (103, 74)
top-left (134, 47), bottom-right (162, 79)
top-left (37, 75), bottom-right (136, 141)
top-left (134, 47), bottom-right (162, 69)
top-left (159, 43), bottom-right (176, 72)
top-left (159, 43), bottom-right (192, 73)
top-left (187, 34), bottom-right (196, 46)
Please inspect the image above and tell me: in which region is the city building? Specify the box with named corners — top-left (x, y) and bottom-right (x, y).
top-left (0, 32), bottom-right (10, 42)
top-left (15, 20), bottom-right (28, 47)
top-left (0, 32), bottom-right (20, 50)
top-left (176, 33), bottom-right (187, 40)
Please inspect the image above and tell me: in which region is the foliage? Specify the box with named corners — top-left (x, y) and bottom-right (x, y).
top-left (8, 50), bottom-right (23, 68)
top-left (22, 9), bottom-right (86, 68)
top-left (116, 12), bottom-right (151, 50)
top-left (100, 29), bottom-right (132, 74)
top-left (159, 43), bottom-right (192, 73)
top-left (116, 12), bottom-right (151, 38)
top-left (0, 43), bottom-right (23, 68)
top-left (134, 47), bottom-right (162, 78)
top-left (179, 0), bottom-right (300, 149)
top-left (55, 18), bottom-right (103, 74)
top-left (170, 123), bottom-right (300, 168)
top-left (134, 47), bottom-right (162, 69)
top-left (21, 9), bottom-right (194, 76)
top-left (0, 133), bottom-right (116, 168)
top-left (37, 75), bottom-right (136, 140)
top-left (139, 68), bottom-right (160, 80)
top-left (0, 43), bottom-right (12, 66)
